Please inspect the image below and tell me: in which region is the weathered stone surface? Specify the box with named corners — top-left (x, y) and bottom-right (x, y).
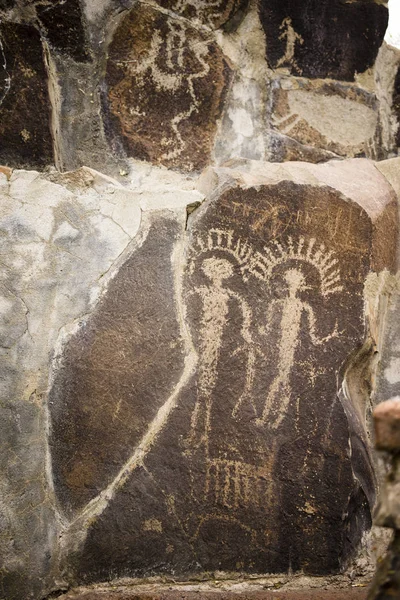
top-left (269, 79), bottom-right (379, 159)
top-left (0, 0), bottom-right (89, 60)
top-left (104, 5), bottom-right (232, 172)
top-left (367, 530), bottom-right (400, 600)
top-left (36, 0), bottom-right (90, 61)
top-left (53, 159), bottom-right (397, 584)
top-left (259, 0), bottom-right (388, 81)
top-left (0, 167), bottom-right (144, 600)
top-left (0, 22), bottom-right (53, 168)
top-left (374, 398), bottom-right (400, 452)
top-left (57, 586), bottom-right (369, 600)
top-left (393, 66), bottom-right (400, 149)
top-left (49, 212), bottom-right (186, 515)
top-left (155, 0), bottom-right (249, 30)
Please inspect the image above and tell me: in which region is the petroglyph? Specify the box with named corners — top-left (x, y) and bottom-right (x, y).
top-left (256, 266), bottom-right (339, 428)
top-left (0, 28), bottom-right (10, 107)
top-left (184, 230), bottom-right (258, 507)
top-left (156, 0), bottom-right (247, 29)
top-left (275, 17), bottom-right (304, 73)
top-left (105, 5), bottom-right (231, 171)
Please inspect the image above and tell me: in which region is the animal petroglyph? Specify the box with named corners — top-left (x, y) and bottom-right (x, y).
top-left (275, 17), bottom-right (304, 73)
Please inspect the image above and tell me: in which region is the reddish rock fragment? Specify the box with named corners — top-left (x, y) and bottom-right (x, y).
top-left (374, 398), bottom-right (400, 452)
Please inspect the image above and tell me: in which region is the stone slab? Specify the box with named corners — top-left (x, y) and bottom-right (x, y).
top-left (394, 66), bottom-right (400, 149)
top-left (269, 79), bottom-right (378, 159)
top-left (154, 0), bottom-right (249, 30)
top-left (104, 5), bottom-right (232, 172)
top-left (374, 398), bottom-right (400, 452)
top-left (61, 160), bottom-right (398, 585)
top-left (49, 212), bottom-right (186, 516)
top-left (258, 0), bottom-right (388, 80)
top-left (36, 0), bottom-right (90, 61)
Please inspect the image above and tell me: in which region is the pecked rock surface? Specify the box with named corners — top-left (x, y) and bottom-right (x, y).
top-left (41, 159), bottom-right (398, 585)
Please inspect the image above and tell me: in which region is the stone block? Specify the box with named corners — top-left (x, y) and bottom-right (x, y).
top-left (258, 0), bottom-right (388, 81)
top-left (0, 22), bottom-right (53, 168)
top-left (103, 4), bottom-right (232, 172)
top-left (394, 67), bottom-right (400, 149)
top-left (47, 159), bottom-right (398, 584)
top-left (36, 0), bottom-right (90, 61)
top-left (154, 0), bottom-right (249, 30)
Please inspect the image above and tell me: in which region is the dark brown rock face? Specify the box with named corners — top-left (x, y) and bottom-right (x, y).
top-left (259, 0), bottom-right (388, 81)
top-left (36, 0), bottom-right (90, 62)
top-left (49, 213), bottom-right (185, 516)
top-left (393, 68), bottom-right (400, 150)
top-left (155, 0), bottom-right (249, 30)
top-left (104, 5), bottom-right (232, 172)
top-left (48, 168), bottom-right (397, 584)
top-left (0, 22), bottom-right (53, 168)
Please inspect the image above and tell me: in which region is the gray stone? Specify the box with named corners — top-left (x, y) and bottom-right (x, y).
top-left (0, 167), bottom-right (143, 599)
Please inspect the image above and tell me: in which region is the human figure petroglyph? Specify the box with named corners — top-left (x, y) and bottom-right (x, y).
top-left (256, 267), bottom-right (339, 429)
top-left (186, 256), bottom-right (255, 453)
top-left (184, 229), bottom-right (269, 508)
top-left (244, 236), bottom-right (343, 429)
top-left (275, 16), bottom-right (304, 73)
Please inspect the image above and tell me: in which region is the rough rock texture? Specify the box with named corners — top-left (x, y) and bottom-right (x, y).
top-left (1, 0), bottom-right (400, 598)
top-left (367, 400), bottom-right (400, 599)
top-left (49, 212), bottom-right (186, 516)
top-left (393, 66), bottom-right (400, 149)
top-left (36, 0), bottom-right (90, 62)
top-left (268, 79), bottom-right (379, 159)
top-left (57, 586), bottom-right (369, 600)
top-left (258, 0), bottom-right (388, 81)
top-left (155, 0), bottom-right (249, 30)
top-left (0, 165), bottom-right (159, 600)
top-left (373, 159), bottom-right (400, 404)
top-left (38, 159), bottom-right (396, 589)
top-left (104, 5), bottom-right (232, 172)
top-left (0, 22), bottom-right (53, 168)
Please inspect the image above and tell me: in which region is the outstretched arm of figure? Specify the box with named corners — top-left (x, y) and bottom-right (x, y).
top-left (305, 304), bottom-right (339, 346)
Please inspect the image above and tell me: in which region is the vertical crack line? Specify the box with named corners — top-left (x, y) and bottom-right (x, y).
top-left (58, 216), bottom-right (197, 568)
top-left (0, 23), bottom-right (11, 108)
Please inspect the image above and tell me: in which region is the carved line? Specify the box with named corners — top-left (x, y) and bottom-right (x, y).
top-left (0, 24), bottom-right (11, 108)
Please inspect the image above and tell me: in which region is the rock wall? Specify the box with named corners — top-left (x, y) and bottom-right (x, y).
top-left (1, 1), bottom-right (400, 599)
